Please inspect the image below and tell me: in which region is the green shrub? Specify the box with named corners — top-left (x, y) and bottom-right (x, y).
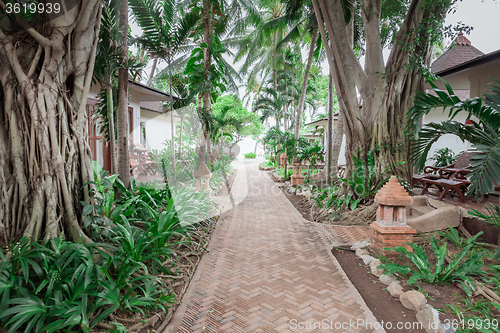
top-left (340, 149), bottom-right (404, 202)
top-left (430, 147), bottom-right (460, 168)
top-left (0, 237), bottom-right (166, 333)
top-left (276, 167), bottom-right (292, 179)
top-left (262, 161), bottom-right (276, 168)
top-left (0, 174), bottom-right (217, 332)
top-left (311, 186), bottom-right (360, 211)
top-left (437, 227), bottom-right (483, 248)
top-left (244, 152), bottom-right (257, 158)
top-left (209, 155), bottom-right (234, 191)
top-left (379, 236), bottom-right (486, 295)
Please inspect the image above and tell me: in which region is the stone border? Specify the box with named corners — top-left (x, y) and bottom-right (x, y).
top-left (351, 242), bottom-right (456, 333)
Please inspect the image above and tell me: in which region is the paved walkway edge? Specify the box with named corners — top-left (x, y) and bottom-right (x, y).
top-left (163, 167), bottom-right (246, 333)
top-left (164, 214), bottom-right (226, 333)
top-left (166, 162), bottom-right (386, 333)
top-left (278, 191), bottom-right (385, 333)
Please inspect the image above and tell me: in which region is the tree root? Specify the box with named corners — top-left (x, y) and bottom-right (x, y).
top-left (128, 313), bottom-right (162, 331)
top-left (110, 314), bottom-right (142, 324)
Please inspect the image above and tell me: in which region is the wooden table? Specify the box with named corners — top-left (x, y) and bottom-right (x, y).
top-left (438, 167), bottom-right (468, 179)
top-left (420, 178), bottom-right (468, 202)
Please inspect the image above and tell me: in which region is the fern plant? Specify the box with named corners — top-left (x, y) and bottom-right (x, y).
top-left (379, 236), bottom-right (486, 295)
top-left (340, 149), bottom-right (404, 202)
top-left (437, 227), bottom-right (483, 248)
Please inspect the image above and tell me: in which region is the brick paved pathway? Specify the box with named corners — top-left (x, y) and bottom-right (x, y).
top-left (321, 225), bottom-right (372, 247)
top-left (167, 159), bottom-right (383, 333)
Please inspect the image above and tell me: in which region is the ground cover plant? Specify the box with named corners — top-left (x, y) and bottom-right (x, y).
top-left (379, 236), bottom-right (486, 295)
top-left (244, 152), bottom-right (257, 158)
top-left (151, 144), bottom-right (234, 194)
top-left (0, 162), bottom-right (217, 332)
top-left (261, 154), bottom-right (277, 169)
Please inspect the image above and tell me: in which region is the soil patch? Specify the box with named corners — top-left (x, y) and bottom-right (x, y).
top-left (334, 248), bottom-right (455, 333)
top-left (279, 186), bottom-right (374, 226)
top-left (336, 203), bottom-right (377, 226)
top-left (280, 186), bottom-right (313, 221)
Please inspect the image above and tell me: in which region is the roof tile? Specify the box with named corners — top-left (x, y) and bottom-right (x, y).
top-left (432, 33), bottom-right (484, 73)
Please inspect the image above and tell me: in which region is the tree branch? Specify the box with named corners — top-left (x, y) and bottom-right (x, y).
top-left (361, 0), bottom-right (384, 78)
top-left (385, 0), bottom-right (421, 72)
top-left (0, 0), bottom-right (49, 47)
top-left (0, 27), bottom-right (30, 86)
top-left (312, 0), bottom-right (363, 141)
top-left (76, 0), bottom-right (100, 32)
top-left (319, 0), bottom-right (367, 91)
top-left (27, 44), bottom-right (43, 77)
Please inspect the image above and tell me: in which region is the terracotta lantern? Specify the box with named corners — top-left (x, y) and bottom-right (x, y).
top-left (291, 157), bottom-right (304, 186)
top-left (194, 161), bottom-right (212, 196)
top-left (280, 152), bottom-right (286, 167)
top-left (370, 176), bottom-right (416, 257)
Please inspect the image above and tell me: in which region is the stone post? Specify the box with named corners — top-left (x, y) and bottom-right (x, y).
top-left (370, 176), bottom-right (416, 257)
top-left (291, 157), bottom-right (304, 186)
top-left (194, 161), bottom-right (212, 197)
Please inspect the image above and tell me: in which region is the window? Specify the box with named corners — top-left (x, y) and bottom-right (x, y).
top-left (140, 122), bottom-right (146, 145)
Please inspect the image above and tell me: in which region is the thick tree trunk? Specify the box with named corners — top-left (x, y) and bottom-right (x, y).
top-left (326, 74), bottom-right (334, 185)
top-left (318, 0), bottom-right (449, 182)
top-left (331, 116), bottom-right (344, 173)
top-left (169, 57), bottom-right (175, 172)
top-left (0, 1), bottom-right (102, 242)
top-left (202, 0), bottom-right (212, 164)
top-left (107, 87), bottom-right (118, 174)
top-left (295, 26), bottom-right (319, 139)
top-left (272, 31), bottom-right (278, 91)
top-left (148, 58), bottom-right (158, 86)
top-left (117, 0), bottom-right (131, 189)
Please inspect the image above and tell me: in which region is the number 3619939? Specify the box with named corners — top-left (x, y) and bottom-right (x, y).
top-left (5, 2), bottom-right (61, 14)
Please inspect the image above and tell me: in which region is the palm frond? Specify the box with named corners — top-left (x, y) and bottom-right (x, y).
top-left (467, 143), bottom-right (500, 196)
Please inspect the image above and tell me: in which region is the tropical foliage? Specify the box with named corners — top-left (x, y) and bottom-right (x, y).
top-left (408, 78), bottom-right (500, 197)
top-left (379, 236), bottom-right (486, 296)
top-left (0, 163), bottom-right (215, 331)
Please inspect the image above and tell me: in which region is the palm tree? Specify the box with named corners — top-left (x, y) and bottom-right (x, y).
top-left (130, 0), bottom-right (201, 172)
top-left (210, 105), bottom-right (244, 154)
top-left (280, 0), bottom-right (320, 138)
top-left (93, 0), bottom-right (146, 174)
top-left (253, 87), bottom-right (288, 130)
top-left (117, 0), bottom-right (131, 189)
top-left (93, 0), bottom-right (121, 175)
top-left (408, 78), bottom-right (500, 196)
top-left (235, 0), bottom-right (289, 90)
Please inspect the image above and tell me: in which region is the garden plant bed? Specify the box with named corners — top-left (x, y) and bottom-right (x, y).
top-left (333, 247), bottom-right (427, 333)
top-left (280, 186), bottom-right (314, 221)
top-left (333, 229), bottom-right (500, 333)
top-left (93, 171), bottom-right (238, 332)
top-left (279, 185), bottom-right (375, 226)
top-left (92, 219), bottom-right (220, 333)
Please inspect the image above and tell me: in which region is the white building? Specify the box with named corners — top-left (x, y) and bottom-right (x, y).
top-left (87, 80), bottom-right (179, 171)
top-left (423, 33), bottom-right (500, 163)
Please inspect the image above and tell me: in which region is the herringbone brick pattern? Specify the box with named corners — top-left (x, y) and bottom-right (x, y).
top-left (175, 160), bottom-right (381, 333)
top-left (321, 225), bottom-right (372, 246)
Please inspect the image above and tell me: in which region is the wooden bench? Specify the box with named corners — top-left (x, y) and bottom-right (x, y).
top-left (412, 173), bottom-right (440, 186)
top-left (130, 153), bottom-right (156, 176)
top-left (420, 178), bottom-right (468, 202)
top-left (423, 151), bottom-right (478, 178)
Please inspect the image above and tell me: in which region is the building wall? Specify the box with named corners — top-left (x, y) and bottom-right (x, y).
top-left (422, 108), bottom-right (471, 164)
top-left (140, 109), bottom-right (175, 151)
top-left (338, 135), bottom-right (347, 165)
top-left (129, 92), bottom-right (142, 145)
